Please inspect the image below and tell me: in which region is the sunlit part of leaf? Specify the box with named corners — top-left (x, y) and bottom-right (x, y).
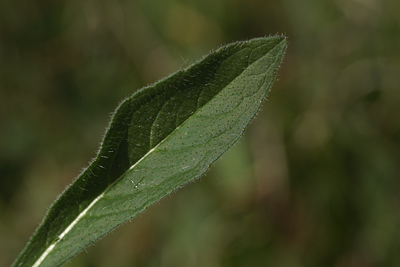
top-left (13, 36), bottom-right (287, 267)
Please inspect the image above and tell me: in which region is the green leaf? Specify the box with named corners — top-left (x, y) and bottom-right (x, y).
top-left (13, 36), bottom-right (287, 267)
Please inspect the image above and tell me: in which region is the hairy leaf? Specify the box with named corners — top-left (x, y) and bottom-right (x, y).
top-left (13, 36), bottom-right (287, 267)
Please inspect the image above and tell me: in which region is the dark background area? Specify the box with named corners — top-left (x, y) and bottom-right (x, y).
top-left (1, 0), bottom-right (400, 266)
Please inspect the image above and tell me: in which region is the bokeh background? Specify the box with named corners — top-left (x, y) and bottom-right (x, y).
top-left (1, 0), bottom-right (400, 266)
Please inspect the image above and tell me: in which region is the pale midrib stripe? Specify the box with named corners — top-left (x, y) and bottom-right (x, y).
top-left (31, 145), bottom-right (160, 267)
top-left (32, 192), bottom-right (103, 267)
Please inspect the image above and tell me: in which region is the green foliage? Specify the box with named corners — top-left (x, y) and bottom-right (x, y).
top-left (13, 37), bottom-right (287, 267)
top-left (2, 0), bottom-right (400, 266)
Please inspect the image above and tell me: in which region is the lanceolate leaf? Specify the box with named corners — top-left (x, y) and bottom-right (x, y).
top-left (13, 36), bottom-right (287, 267)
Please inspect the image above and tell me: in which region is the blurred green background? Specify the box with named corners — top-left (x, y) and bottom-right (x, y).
top-left (1, 0), bottom-right (399, 266)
